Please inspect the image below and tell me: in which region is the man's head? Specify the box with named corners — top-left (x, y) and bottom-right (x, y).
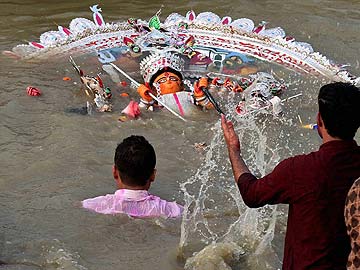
top-left (318, 82), bottom-right (360, 140)
top-left (114, 135), bottom-right (156, 187)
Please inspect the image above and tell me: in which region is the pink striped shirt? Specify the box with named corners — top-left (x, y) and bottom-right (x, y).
top-left (82, 189), bottom-right (183, 218)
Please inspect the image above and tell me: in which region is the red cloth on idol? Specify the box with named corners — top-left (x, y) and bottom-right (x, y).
top-left (238, 140), bottom-right (360, 270)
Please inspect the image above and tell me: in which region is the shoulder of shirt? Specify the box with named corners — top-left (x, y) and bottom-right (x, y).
top-left (283, 149), bottom-right (320, 162)
top-left (82, 192), bottom-right (116, 202)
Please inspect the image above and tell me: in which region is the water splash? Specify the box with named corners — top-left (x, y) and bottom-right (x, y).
top-left (179, 99), bottom-right (295, 269)
top-left (44, 239), bottom-right (87, 270)
top-left (184, 242), bottom-right (245, 270)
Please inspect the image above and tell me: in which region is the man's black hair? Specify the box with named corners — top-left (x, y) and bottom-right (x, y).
top-left (114, 135), bottom-right (156, 187)
top-left (318, 82), bottom-right (360, 140)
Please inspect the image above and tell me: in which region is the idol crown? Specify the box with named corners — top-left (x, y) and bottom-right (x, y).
top-left (140, 52), bottom-right (184, 84)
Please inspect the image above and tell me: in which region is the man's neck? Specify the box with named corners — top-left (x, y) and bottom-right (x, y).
top-left (321, 133), bottom-right (343, 144)
top-left (117, 182), bottom-right (149, 191)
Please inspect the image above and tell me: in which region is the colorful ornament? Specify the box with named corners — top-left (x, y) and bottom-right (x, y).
top-left (29, 42), bottom-right (44, 49)
top-left (121, 100), bottom-right (141, 118)
top-left (149, 14), bottom-right (161, 30)
top-left (120, 81), bottom-right (128, 87)
top-left (26, 86), bottom-right (42, 96)
top-left (58, 26), bottom-right (72, 36)
top-left (90, 5), bottom-right (105, 27)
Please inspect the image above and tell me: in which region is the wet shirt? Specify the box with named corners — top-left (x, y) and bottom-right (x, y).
top-left (82, 189), bottom-right (183, 218)
top-left (238, 140), bottom-right (360, 270)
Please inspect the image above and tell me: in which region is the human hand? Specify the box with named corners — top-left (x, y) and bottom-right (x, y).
top-left (221, 114), bottom-right (241, 154)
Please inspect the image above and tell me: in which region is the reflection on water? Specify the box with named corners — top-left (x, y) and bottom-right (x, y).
top-left (0, 0), bottom-right (359, 269)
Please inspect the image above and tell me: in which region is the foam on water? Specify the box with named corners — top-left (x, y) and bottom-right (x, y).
top-left (1, 239), bottom-right (86, 270)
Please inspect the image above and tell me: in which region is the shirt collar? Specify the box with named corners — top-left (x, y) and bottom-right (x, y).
top-left (320, 139), bottom-right (358, 150)
top-left (115, 189), bottom-right (150, 199)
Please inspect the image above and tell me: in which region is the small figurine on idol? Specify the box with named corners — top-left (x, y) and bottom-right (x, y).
top-left (237, 72), bottom-right (286, 116)
top-left (208, 72), bottom-right (287, 116)
top-left (69, 56), bottom-right (112, 113)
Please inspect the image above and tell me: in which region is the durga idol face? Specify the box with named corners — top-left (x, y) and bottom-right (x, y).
top-left (153, 72), bottom-right (183, 95)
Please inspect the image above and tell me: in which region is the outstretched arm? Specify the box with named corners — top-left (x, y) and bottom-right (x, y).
top-left (221, 114), bottom-right (295, 207)
top-left (221, 114), bottom-right (250, 183)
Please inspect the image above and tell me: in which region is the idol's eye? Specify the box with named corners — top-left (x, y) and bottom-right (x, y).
top-left (169, 76), bottom-right (180, 82)
top-left (155, 77), bottom-right (167, 84)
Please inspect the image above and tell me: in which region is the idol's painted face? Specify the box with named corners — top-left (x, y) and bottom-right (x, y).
top-left (153, 72), bottom-right (183, 95)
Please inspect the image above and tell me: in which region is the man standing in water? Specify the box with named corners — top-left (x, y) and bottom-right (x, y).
top-left (221, 82), bottom-right (360, 269)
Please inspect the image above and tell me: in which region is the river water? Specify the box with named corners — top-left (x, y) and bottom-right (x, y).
top-left (0, 0), bottom-right (359, 269)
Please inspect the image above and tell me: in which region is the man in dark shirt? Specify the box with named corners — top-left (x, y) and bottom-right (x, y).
top-left (221, 82), bottom-right (360, 270)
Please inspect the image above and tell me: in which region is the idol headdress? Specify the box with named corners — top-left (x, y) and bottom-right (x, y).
top-left (5, 5), bottom-right (359, 86)
top-left (139, 52), bottom-right (185, 85)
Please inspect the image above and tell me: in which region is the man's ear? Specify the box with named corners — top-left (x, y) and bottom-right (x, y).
top-left (316, 112), bottom-right (324, 139)
top-left (113, 165), bottom-right (119, 180)
top-left (317, 112), bottom-right (323, 127)
top-left (149, 169), bottom-right (156, 183)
